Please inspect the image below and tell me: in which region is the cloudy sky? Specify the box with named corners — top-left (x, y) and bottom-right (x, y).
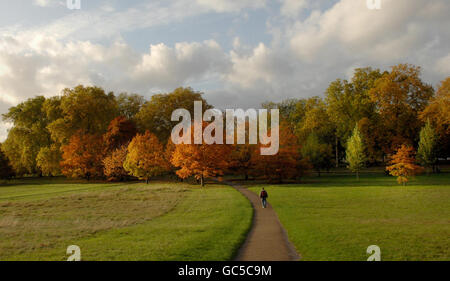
top-left (0, 0), bottom-right (449, 141)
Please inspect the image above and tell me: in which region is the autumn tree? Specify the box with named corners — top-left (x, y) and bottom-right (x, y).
top-left (135, 87), bottom-right (211, 142)
top-left (417, 120), bottom-right (438, 174)
top-left (103, 146), bottom-right (129, 181)
top-left (103, 116), bottom-right (137, 153)
top-left (386, 145), bottom-right (423, 185)
top-left (301, 132), bottom-right (333, 177)
top-left (420, 77), bottom-right (450, 157)
top-left (369, 64), bottom-right (434, 155)
top-left (171, 122), bottom-right (231, 186)
top-left (60, 132), bottom-right (105, 180)
top-left (346, 125), bottom-right (367, 180)
top-left (357, 117), bottom-right (383, 163)
top-left (251, 123), bottom-right (300, 183)
top-left (123, 131), bottom-right (169, 183)
top-left (36, 144), bottom-right (62, 176)
top-left (164, 138), bottom-right (177, 175)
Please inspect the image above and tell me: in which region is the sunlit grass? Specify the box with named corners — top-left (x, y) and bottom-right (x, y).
top-left (249, 173), bottom-right (450, 261)
top-left (0, 180), bottom-right (252, 261)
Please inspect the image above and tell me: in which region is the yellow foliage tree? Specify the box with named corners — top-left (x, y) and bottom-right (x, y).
top-left (103, 145), bottom-right (129, 181)
top-left (386, 145), bottom-right (424, 185)
top-left (123, 131), bottom-right (169, 183)
top-left (369, 64), bottom-right (434, 155)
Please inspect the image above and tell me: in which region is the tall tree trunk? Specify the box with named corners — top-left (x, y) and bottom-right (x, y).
top-left (200, 175), bottom-right (204, 187)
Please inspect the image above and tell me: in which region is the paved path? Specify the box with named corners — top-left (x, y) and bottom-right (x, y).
top-left (229, 183), bottom-right (300, 261)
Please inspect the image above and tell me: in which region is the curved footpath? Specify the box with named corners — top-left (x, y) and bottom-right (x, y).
top-left (227, 182), bottom-right (300, 261)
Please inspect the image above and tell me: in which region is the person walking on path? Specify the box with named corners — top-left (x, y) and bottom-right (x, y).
top-left (260, 188), bottom-right (268, 208)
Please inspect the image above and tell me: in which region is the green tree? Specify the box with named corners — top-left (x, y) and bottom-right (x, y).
top-left (295, 97), bottom-right (334, 145)
top-left (417, 120), bottom-right (438, 174)
top-left (116, 93), bottom-right (145, 120)
top-left (36, 145), bottom-right (62, 176)
top-left (326, 67), bottom-right (382, 166)
top-left (0, 144), bottom-right (14, 179)
top-left (346, 125), bottom-right (367, 180)
top-left (47, 85), bottom-right (118, 144)
top-left (419, 77), bottom-right (450, 157)
top-left (135, 87), bottom-right (210, 142)
top-left (301, 132), bottom-right (333, 177)
top-left (2, 96), bottom-right (51, 175)
top-left (262, 98), bottom-right (299, 126)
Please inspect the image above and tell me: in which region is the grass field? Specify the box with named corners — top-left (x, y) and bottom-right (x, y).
top-left (249, 173), bottom-right (450, 261)
top-left (0, 179), bottom-right (252, 261)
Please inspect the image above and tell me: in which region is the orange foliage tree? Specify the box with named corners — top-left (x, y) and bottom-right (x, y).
top-left (171, 123), bottom-right (232, 186)
top-left (103, 146), bottom-right (129, 181)
top-left (61, 132), bottom-right (105, 180)
top-left (123, 131), bottom-right (169, 183)
top-left (103, 116), bottom-right (137, 153)
top-left (251, 123), bottom-right (300, 183)
top-left (386, 145), bottom-right (424, 185)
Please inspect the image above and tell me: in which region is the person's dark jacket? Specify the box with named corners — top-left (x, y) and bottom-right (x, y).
top-left (260, 190), bottom-right (268, 199)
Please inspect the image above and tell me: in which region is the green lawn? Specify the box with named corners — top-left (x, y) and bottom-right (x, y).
top-left (0, 179), bottom-right (252, 261)
top-left (249, 173), bottom-right (450, 261)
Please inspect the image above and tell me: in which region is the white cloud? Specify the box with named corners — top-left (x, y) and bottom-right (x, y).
top-left (0, 34), bottom-right (229, 106)
top-left (33, 0), bottom-right (52, 7)
top-left (228, 43), bottom-right (292, 88)
top-left (195, 0), bottom-right (266, 13)
top-left (289, 0), bottom-right (450, 62)
top-left (133, 40), bottom-right (229, 89)
top-left (33, 0), bottom-right (63, 7)
top-left (279, 0), bottom-right (308, 18)
top-left (1, 0), bottom-right (449, 143)
top-left (434, 54), bottom-right (450, 76)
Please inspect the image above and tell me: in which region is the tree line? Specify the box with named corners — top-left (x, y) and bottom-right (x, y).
top-left (0, 63), bottom-right (448, 185)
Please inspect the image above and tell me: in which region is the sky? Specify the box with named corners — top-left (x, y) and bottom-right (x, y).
top-left (0, 0), bottom-right (449, 141)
